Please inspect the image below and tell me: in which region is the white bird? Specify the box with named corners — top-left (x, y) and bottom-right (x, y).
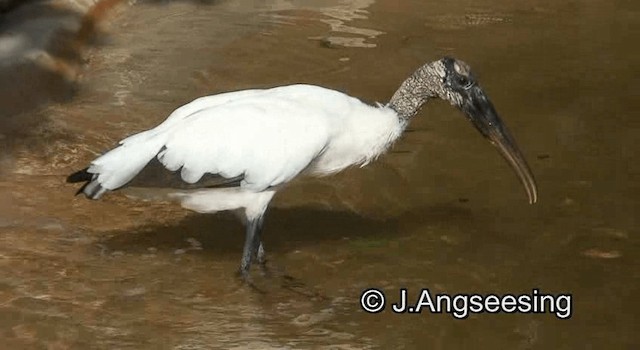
top-left (68, 57), bottom-right (537, 279)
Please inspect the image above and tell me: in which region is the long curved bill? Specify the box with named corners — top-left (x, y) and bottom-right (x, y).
top-left (460, 85), bottom-right (538, 204)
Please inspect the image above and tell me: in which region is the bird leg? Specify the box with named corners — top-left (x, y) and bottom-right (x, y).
top-left (239, 217), bottom-right (262, 280)
top-left (255, 216), bottom-right (267, 266)
top-left (257, 241), bottom-right (267, 266)
top-left (238, 218), bottom-right (322, 298)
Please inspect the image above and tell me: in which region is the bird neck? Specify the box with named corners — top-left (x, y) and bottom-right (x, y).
top-left (387, 66), bottom-right (438, 122)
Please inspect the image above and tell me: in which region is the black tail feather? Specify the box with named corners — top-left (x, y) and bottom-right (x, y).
top-left (67, 167), bottom-right (95, 197)
top-left (67, 167), bottom-right (91, 183)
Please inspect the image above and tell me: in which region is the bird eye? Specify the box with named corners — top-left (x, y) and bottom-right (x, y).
top-left (457, 75), bottom-right (474, 89)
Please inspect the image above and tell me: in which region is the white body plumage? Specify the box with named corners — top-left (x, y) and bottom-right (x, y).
top-left (86, 84), bottom-right (405, 220)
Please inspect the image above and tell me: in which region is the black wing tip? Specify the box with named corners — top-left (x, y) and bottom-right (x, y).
top-left (67, 167), bottom-right (105, 199)
top-left (67, 167), bottom-right (91, 183)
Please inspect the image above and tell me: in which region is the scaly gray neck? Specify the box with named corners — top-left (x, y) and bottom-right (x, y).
top-left (387, 62), bottom-right (443, 122)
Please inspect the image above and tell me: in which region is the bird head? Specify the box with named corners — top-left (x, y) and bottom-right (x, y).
top-left (416, 57), bottom-right (538, 204)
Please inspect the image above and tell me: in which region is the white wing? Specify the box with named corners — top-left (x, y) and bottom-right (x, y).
top-left (85, 85), bottom-right (365, 196)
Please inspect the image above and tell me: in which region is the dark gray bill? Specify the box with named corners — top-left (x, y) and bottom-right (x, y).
top-left (461, 85), bottom-right (538, 204)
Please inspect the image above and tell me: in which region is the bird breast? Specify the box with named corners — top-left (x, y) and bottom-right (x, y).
top-left (310, 104), bottom-right (405, 175)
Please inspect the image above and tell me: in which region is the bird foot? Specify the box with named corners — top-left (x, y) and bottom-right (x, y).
top-left (258, 263), bottom-right (326, 300)
top-left (257, 258), bottom-right (270, 277)
top-left (235, 261), bottom-right (326, 299)
top-left (235, 268), bottom-right (267, 294)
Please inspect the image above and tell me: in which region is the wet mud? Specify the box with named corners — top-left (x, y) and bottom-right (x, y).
top-left (0, 0), bottom-right (637, 348)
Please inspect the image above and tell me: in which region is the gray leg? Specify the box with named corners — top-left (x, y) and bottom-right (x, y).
top-left (257, 242), bottom-right (267, 266)
top-left (256, 216), bottom-right (267, 266)
top-left (239, 217), bottom-right (263, 279)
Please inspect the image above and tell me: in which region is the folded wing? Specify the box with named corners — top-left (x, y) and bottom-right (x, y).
top-left (69, 85), bottom-right (349, 198)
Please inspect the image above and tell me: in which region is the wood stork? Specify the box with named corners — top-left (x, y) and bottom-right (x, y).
top-left (67, 57), bottom-right (538, 279)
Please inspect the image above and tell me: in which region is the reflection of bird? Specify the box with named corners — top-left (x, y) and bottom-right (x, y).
top-left (68, 57), bottom-right (537, 279)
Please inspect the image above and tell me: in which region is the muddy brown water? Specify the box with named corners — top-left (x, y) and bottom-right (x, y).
top-left (0, 0), bottom-right (638, 348)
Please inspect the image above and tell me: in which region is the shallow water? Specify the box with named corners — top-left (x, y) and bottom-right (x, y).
top-left (0, 0), bottom-right (638, 348)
